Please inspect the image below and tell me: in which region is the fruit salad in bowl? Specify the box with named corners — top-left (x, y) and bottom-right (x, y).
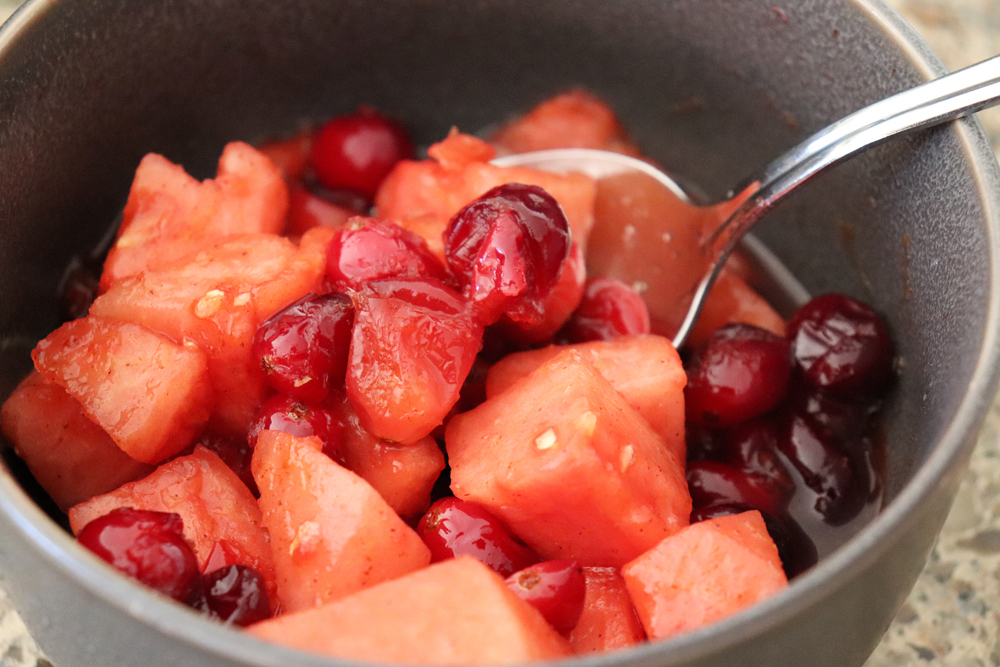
top-left (1, 91), bottom-right (896, 662)
top-left (0, 1), bottom-right (998, 666)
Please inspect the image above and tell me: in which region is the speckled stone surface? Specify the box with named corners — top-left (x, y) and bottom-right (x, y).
top-left (0, 1), bottom-right (999, 666)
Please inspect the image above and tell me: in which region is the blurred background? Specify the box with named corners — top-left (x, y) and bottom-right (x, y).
top-left (0, 0), bottom-right (998, 666)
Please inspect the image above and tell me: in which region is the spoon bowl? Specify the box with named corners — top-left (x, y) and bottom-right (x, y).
top-left (495, 54), bottom-right (1000, 347)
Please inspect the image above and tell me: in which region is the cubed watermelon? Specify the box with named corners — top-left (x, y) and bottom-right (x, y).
top-left (32, 315), bottom-right (212, 464)
top-left (248, 557), bottom-right (572, 665)
top-left (68, 446), bottom-right (277, 604)
top-left (685, 268), bottom-right (787, 350)
top-left (486, 334), bottom-right (686, 461)
top-left (568, 567), bottom-right (646, 654)
top-left (101, 142), bottom-right (288, 290)
top-left (622, 510), bottom-right (788, 640)
top-left (0, 372), bottom-right (154, 510)
top-left (448, 349), bottom-right (690, 567)
top-left (251, 430), bottom-right (431, 613)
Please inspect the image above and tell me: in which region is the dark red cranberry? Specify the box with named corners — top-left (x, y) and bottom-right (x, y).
top-left (559, 276), bottom-right (650, 343)
top-left (417, 497), bottom-right (539, 578)
top-left (252, 293), bottom-right (354, 404)
top-left (325, 218), bottom-right (450, 291)
top-left (444, 183), bottom-right (571, 326)
top-left (198, 433), bottom-right (258, 496)
top-left (777, 412), bottom-right (857, 524)
top-left (722, 417), bottom-right (795, 497)
top-left (506, 560), bottom-right (585, 634)
top-left (286, 183), bottom-right (355, 236)
top-left (310, 107), bottom-right (413, 199)
top-left (788, 293), bottom-right (894, 397)
top-left (786, 381), bottom-right (877, 445)
top-left (685, 324), bottom-right (791, 428)
top-left (190, 565), bottom-right (271, 626)
top-left (247, 394), bottom-right (346, 464)
top-left (77, 508), bottom-right (200, 602)
top-left (690, 504), bottom-right (817, 579)
top-left (686, 459), bottom-right (791, 517)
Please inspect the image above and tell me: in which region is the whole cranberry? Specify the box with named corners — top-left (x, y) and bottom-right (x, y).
top-left (190, 564), bottom-right (271, 626)
top-left (559, 276), bottom-right (650, 343)
top-left (252, 292), bottom-right (354, 404)
top-left (247, 393), bottom-right (346, 464)
top-left (444, 183), bottom-right (571, 326)
top-left (310, 107), bottom-right (414, 199)
top-left (685, 324), bottom-right (791, 428)
top-left (788, 293), bottom-right (894, 397)
top-left (722, 417), bottom-right (795, 497)
top-left (77, 508), bottom-right (200, 602)
top-left (417, 497), bottom-right (538, 578)
top-left (777, 412), bottom-right (857, 524)
top-left (686, 459), bottom-right (791, 517)
top-left (506, 560), bottom-right (585, 634)
top-left (325, 218), bottom-right (450, 291)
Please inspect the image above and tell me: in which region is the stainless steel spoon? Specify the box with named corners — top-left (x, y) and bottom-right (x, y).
top-left (493, 54), bottom-right (1000, 348)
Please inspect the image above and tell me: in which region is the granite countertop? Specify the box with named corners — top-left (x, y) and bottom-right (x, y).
top-left (1, 1), bottom-right (999, 666)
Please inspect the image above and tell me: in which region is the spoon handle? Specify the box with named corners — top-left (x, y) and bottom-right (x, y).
top-left (674, 55), bottom-right (1000, 347)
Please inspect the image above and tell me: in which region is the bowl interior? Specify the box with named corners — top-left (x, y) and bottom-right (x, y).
top-left (0, 0), bottom-right (998, 665)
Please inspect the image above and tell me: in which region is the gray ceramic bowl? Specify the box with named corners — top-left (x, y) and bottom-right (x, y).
top-left (1, 0), bottom-right (999, 666)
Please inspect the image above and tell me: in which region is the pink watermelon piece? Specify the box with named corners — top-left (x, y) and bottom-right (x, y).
top-left (568, 567), bottom-right (646, 654)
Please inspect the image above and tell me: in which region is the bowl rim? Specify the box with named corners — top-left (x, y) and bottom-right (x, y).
top-left (1, 0), bottom-right (999, 665)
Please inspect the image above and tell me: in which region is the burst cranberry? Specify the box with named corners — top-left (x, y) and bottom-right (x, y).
top-left (506, 560), bottom-right (585, 634)
top-left (685, 324), bottom-right (791, 428)
top-left (347, 278), bottom-right (483, 444)
top-left (247, 394), bottom-right (346, 463)
top-left (686, 459), bottom-right (790, 517)
top-left (190, 565), bottom-right (271, 626)
top-left (788, 293), bottom-right (894, 397)
top-left (722, 417), bottom-right (795, 497)
top-left (77, 508), bottom-right (200, 602)
top-left (325, 218), bottom-right (450, 291)
top-left (417, 497), bottom-right (538, 578)
top-left (559, 276), bottom-right (650, 343)
top-left (310, 107), bottom-right (414, 199)
top-left (444, 183), bottom-right (571, 326)
top-left (778, 412), bottom-right (857, 524)
top-left (198, 432), bottom-right (257, 496)
top-left (252, 293), bottom-right (354, 404)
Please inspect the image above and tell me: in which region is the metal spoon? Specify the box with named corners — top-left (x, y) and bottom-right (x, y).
top-left (493, 54), bottom-right (1000, 348)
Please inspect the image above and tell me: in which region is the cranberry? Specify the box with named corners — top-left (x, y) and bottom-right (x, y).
top-left (559, 276), bottom-right (650, 343)
top-left (286, 183), bottom-right (355, 236)
top-left (77, 508), bottom-right (200, 602)
top-left (310, 107), bottom-right (414, 199)
top-left (325, 218), bottom-right (450, 291)
top-left (786, 381), bottom-right (876, 445)
top-left (190, 565), bottom-right (271, 626)
top-left (198, 432), bottom-right (257, 496)
top-left (777, 412), bottom-right (857, 524)
top-left (247, 393), bottom-right (346, 463)
top-left (722, 417), bottom-right (795, 497)
top-left (252, 293), bottom-right (354, 404)
top-left (417, 497), bottom-right (539, 578)
top-left (686, 460), bottom-right (791, 517)
top-left (685, 324), bottom-right (791, 428)
top-left (444, 183), bottom-right (571, 326)
top-left (506, 560), bottom-right (585, 634)
top-left (788, 293), bottom-right (894, 397)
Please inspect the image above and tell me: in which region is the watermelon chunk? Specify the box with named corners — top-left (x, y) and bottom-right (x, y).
top-left (568, 567), bottom-right (646, 654)
top-left (486, 334), bottom-right (687, 461)
top-left (0, 372), bottom-right (154, 510)
top-left (32, 315), bottom-right (212, 464)
top-left (375, 130), bottom-right (596, 258)
top-left (685, 268), bottom-right (787, 350)
top-left (68, 446), bottom-right (277, 604)
top-left (328, 392), bottom-right (445, 519)
top-left (490, 89), bottom-right (640, 157)
top-left (448, 349), bottom-right (690, 567)
top-left (622, 511), bottom-right (788, 640)
top-left (248, 557), bottom-right (572, 665)
top-left (101, 142), bottom-right (288, 290)
top-left (91, 229), bottom-right (332, 435)
top-left (251, 430), bottom-right (430, 612)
